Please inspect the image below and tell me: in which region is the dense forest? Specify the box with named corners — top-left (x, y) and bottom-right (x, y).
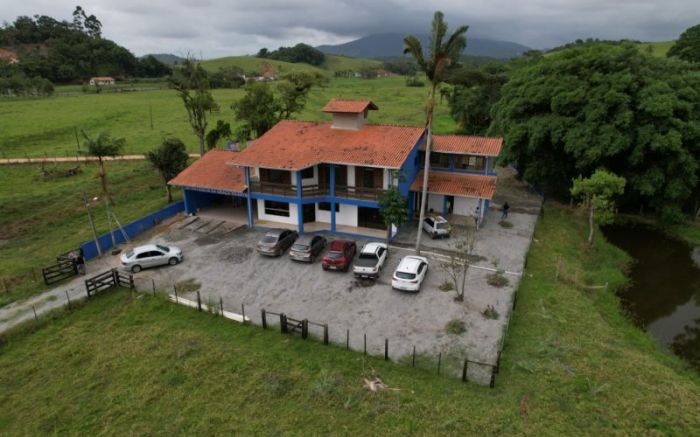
top-left (256, 43), bottom-right (325, 66)
top-left (0, 6), bottom-right (171, 88)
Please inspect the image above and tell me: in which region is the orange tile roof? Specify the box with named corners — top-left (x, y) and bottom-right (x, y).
top-left (426, 134), bottom-right (503, 157)
top-left (228, 120), bottom-right (424, 170)
top-left (322, 99), bottom-right (378, 113)
top-left (169, 150), bottom-right (245, 193)
top-left (411, 171), bottom-right (497, 199)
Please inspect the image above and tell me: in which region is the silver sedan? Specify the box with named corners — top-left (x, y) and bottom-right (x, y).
top-left (120, 244), bottom-right (183, 273)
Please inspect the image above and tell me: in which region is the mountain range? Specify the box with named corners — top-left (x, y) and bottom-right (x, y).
top-left (317, 33), bottom-right (531, 60)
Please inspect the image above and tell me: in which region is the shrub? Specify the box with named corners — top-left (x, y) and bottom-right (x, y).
top-left (487, 271), bottom-right (509, 287)
top-left (445, 319), bottom-right (466, 335)
top-left (482, 305), bottom-right (499, 320)
top-left (498, 220), bottom-right (513, 228)
top-left (438, 281), bottom-right (454, 291)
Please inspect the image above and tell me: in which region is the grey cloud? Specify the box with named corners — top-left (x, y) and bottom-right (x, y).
top-left (2, 0), bottom-right (699, 57)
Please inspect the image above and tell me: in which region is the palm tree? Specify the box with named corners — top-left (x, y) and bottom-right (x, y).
top-left (82, 131), bottom-right (125, 205)
top-left (404, 11), bottom-right (468, 253)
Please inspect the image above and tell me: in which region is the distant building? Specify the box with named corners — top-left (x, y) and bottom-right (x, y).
top-left (0, 48), bottom-right (19, 64)
top-left (89, 77), bottom-right (115, 86)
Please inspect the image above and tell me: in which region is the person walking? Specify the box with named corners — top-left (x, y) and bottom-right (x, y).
top-left (502, 202), bottom-right (510, 219)
top-left (75, 248), bottom-right (86, 275)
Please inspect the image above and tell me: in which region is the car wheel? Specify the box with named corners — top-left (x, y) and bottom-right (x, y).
top-left (131, 264), bottom-right (142, 273)
top-left (322, 265), bottom-right (328, 271)
top-left (168, 257), bottom-right (179, 266)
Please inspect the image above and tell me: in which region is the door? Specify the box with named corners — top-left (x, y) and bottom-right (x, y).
top-left (303, 203), bottom-right (316, 223)
top-left (445, 195), bottom-right (454, 215)
top-left (358, 207), bottom-right (384, 230)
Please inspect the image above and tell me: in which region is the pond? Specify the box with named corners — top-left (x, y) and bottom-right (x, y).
top-left (603, 225), bottom-right (700, 371)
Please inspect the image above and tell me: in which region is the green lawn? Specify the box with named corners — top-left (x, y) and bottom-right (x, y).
top-left (1, 203), bottom-right (698, 434)
top-left (637, 40), bottom-right (675, 57)
top-left (0, 161), bottom-right (181, 306)
top-left (200, 54), bottom-right (382, 75)
top-left (0, 77), bottom-right (456, 158)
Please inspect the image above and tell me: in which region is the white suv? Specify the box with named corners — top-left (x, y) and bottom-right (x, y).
top-left (422, 216), bottom-right (451, 239)
top-left (392, 256), bottom-right (429, 292)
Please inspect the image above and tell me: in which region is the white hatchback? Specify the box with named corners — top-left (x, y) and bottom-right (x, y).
top-left (120, 244), bottom-right (183, 273)
top-left (391, 256), bottom-right (429, 292)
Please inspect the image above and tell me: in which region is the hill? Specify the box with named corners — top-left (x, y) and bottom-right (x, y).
top-left (317, 33), bottom-right (530, 60)
top-left (199, 54), bottom-right (381, 75)
top-left (143, 53), bottom-right (186, 65)
top-left (636, 40), bottom-right (675, 57)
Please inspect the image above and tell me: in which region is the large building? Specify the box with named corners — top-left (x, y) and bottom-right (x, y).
top-left (169, 99), bottom-right (501, 238)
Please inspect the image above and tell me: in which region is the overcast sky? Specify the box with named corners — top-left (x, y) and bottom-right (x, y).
top-left (2, 1), bottom-right (699, 58)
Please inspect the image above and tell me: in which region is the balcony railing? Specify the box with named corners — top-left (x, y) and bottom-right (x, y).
top-left (250, 181), bottom-right (385, 201)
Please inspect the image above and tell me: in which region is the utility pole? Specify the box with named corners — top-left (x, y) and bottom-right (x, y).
top-left (82, 191), bottom-right (102, 257)
top-left (105, 197), bottom-right (119, 254)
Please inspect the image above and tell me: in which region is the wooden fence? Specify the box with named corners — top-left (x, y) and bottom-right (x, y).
top-left (41, 259), bottom-right (77, 285)
top-left (85, 269), bottom-right (133, 297)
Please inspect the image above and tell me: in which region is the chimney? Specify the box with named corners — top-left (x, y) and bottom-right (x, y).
top-left (322, 99), bottom-right (378, 131)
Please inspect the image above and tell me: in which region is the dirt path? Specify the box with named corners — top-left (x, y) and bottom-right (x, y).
top-left (0, 154), bottom-right (201, 165)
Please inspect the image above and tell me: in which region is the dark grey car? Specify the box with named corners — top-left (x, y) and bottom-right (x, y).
top-left (289, 235), bottom-right (327, 263)
top-left (256, 229), bottom-right (298, 257)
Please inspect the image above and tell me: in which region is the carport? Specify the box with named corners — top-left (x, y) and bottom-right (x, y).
top-left (169, 150), bottom-right (248, 224)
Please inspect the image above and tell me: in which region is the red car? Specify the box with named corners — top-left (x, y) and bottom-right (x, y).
top-left (322, 239), bottom-right (357, 272)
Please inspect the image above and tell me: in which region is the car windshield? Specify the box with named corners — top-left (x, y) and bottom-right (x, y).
top-left (156, 244), bottom-right (170, 252)
top-left (262, 236), bottom-right (278, 243)
top-left (396, 271), bottom-right (416, 280)
top-left (435, 222), bottom-right (449, 229)
top-left (125, 250), bottom-right (134, 258)
top-left (359, 253), bottom-right (377, 260)
top-left (327, 251), bottom-right (343, 259)
top-left (292, 243), bottom-right (309, 251)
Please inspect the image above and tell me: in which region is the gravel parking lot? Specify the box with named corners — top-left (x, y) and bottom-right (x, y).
top-left (122, 204), bottom-right (538, 385)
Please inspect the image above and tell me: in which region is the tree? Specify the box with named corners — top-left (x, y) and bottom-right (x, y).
top-left (170, 58), bottom-right (218, 155)
top-left (82, 131), bottom-right (125, 205)
top-left (438, 227), bottom-right (476, 302)
top-left (205, 120), bottom-right (232, 150)
top-left (379, 186), bottom-right (408, 243)
top-left (146, 138), bottom-right (190, 202)
top-left (276, 72), bottom-right (328, 119)
top-left (570, 169), bottom-right (626, 244)
top-left (404, 11), bottom-right (468, 253)
top-left (668, 24), bottom-right (700, 63)
top-left (491, 42), bottom-right (700, 223)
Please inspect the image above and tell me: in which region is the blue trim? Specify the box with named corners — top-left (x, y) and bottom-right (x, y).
top-left (250, 192), bottom-right (296, 202)
top-left (330, 164), bottom-right (336, 232)
top-left (244, 168), bottom-right (253, 227)
top-left (296, 171), bottom-right (304, 233)
top-left (175, 185), bottom-right (246, 196)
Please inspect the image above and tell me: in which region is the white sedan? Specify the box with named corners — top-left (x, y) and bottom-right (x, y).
top-left (391, 256), bottom-right (429, 292)
top-left (120, 244), bottom-right (183, 273)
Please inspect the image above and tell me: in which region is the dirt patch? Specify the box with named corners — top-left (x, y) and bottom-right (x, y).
top-left (175, 278), bottom-right (201, 293)
top-left (220, 246), bottom-right (253, 264)
top-left (194, 235), bottom-right (220, 246)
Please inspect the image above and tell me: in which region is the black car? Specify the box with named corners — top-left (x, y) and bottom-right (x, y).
top-left (289, 235), bottom-right (327, 263)
top-left (256, 229), bottom-right (298, 257)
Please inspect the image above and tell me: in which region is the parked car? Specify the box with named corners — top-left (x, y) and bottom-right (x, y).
top-left (289, 235), bottom-right (327, 263)
top-left (322, 239), bottom-right (357, 271)
top-left (353, 242), bottom-right (388, 278)
top-left (120, 244), bottom-right (183, 273)
top-left (392, 256), bottom-right (429, 292)
top-left (422, 215), bottom-right (451, 239)
top-left (256, 229), bottom-right (298, 257)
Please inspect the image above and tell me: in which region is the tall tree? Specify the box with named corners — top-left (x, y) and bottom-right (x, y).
top-left (668, 23), bottom-right (700, 63)
top-left (403, 11), bottom-right (468, 253)
top-left (146, 138), bottom-right (190, 202)
top-left (379, 186), bottom-right (409, 243)
top-left (570, 169), bottom-right (626, 244)
top-left (170, 58), bottom-right (217, 155)
top-left (82, 131), bottom-right (125, 205)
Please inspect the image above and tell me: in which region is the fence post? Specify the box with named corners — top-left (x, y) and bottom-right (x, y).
top-left (346, 329), bottom-right (349, 350)
top-left (496, 351), bottom-right (501, 374)
top-left (173, 285), bottom-right (178, 303)
top-left (412, 346), bottom-right (416, 367)
top-left (152, 279), bottom-right (156, 295)
top-left (363, 333), bottom-right (366, 355)
top-left (241, 303), bottom-right (246, 323)
top-left (32, 305), bottom-right (38, 321)
top-left (196, 290), bottom-right (202, 312)
top-left (1, 277), bottom-right (7, 294)
top-left (462, 360), bottom-right (468, 382)
top-left (85, 279), bottom-right (91, 298)
top-left (302, 320), bottom-right (308, 339)
top-left (261, 309), bottom-right (267, 329)
top-left (280, 313), bottom-right (288, 334)
top-left (65, 289), bottom-right (71, 309)
top-left (323, 324), bottom-right (329, 345)
top-left (437, 352), bottom-right (442, 376)
top-left (220, 296), bottom-right (224, 316)
top-left (490, 369), bottom-right (496, 388)
top-left (384, 338), bottom-right (389, 361)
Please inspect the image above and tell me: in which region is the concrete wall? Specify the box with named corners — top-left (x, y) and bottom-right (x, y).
top-left (336, 203), bottom-right (358, 227)
top-left (331, 112), bottom-right (364, 130)
top-left (427, 194), bottom-right (444, 214)
top-left (80, 201), bottom-right (185, 260)
top-left (454, 197), bottom-right (479, 216)
top-left (346, 165), bottom-right (356, 187)
top-left (316, 203), bottom-right (331, 224)
top-left (256, 199), bottom-right (298, 225)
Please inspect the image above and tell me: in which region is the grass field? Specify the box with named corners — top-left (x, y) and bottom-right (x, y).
top-left (1, 203), bottom-right (698, 434)
top-left (0, 161), bottom-right (181, 306)
top-left (200, 54), bottom-right (382, 75)
top-left (0, 76), bottom-right (455, 158)
top-left (637, 40), bottom-right (675, 57)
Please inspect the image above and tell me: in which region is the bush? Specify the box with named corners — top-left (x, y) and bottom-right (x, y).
top-left (498, 220), bottom-right (513, 228)
top-left (487, 272), bottom-right (509, 287)
top-left (482, 305), bottom-right (499, 320)
top-left (405, 75), bottom-right (425, 87)
top-left (438, 281), bottom-right (454, 291)
top-left (445, 319), bottom-right (466, 335)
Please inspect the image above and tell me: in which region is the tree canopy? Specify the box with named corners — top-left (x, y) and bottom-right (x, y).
top-left (571, 169), bottom-right (626, 243)
top-left (256, 43), bottom-right (325, 66)
top-left (146, 138), bottom-right (190, 202)
top-left (491, 42), bottom-right (700, 222)
top-left (668, 23), bottom-right (700, 63)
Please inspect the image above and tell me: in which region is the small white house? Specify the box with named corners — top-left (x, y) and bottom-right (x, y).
top-left (89, 76), bottom-right (115, 86)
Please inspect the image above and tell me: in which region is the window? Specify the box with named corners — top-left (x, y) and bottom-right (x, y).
top-left (264, 200), bottom-right (290, 217)
top-left (260, 168), bottom-right (290, 184)
top-left (318, 202), bottom-right (339, 212)
top-left (300, 167), bottom-right (314, 179)
top-left (430, 152), bottom-right (449, 168)
top-left (455, 155), bottom-right (485, 170)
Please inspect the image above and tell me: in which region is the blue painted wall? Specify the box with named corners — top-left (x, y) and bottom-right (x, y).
top-left (183, 189), bottom-right (224, 214)
top-left (80, 201), bottom-right (185, 260)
